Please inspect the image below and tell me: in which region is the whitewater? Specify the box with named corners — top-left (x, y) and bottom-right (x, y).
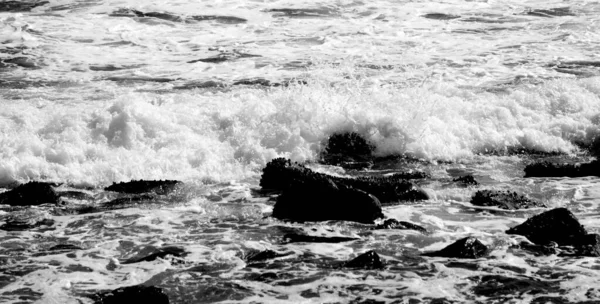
top-left (1, 0), bottom-right (600, 303)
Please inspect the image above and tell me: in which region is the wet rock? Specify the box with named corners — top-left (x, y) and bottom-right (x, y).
top-left (0, 1), bottom-right (48, 12)
top-left (189, 15), bottom-right (247, 24)
top-left (105, 180), bottom-right (181, 195)
top-left (105, 76), bottom-right (175, 83)
top-left (0, 181), bottom-right (60, 206)
top-left (470, 190), bottom-right (545, 210)
top-left (342, 250), bottom-right (384, 269)
top-left (48, 244), bottom-right (83, 251)
top-left (423, 237), bottom-right (489, 259)
top-left (525, 7), bottom-right (574, 17)
top-left (374, 218), bottom-right (427, 233)
top-left (188, 52), bottom-right (260, 64)
top-left (524, 160), bottom-right (600, 178)
top-left (282, 233), bottom-right (359, 244)
top-left (244, 250), bottom-right (288, 263)
top-left (472, 275), bottom-right (558, 297)
top-left (321, 132), bottom-right (374, 166)
top-left (0, 209), bottom-right (55, 231)
top-left (452, 175), bottom-right (478, 186)
top-left (110, 8), bottom-right (246, 24)
top-left (423, 13), bottom-right (460, 20)
top-left (92, 285), bottom-right (169, 304)
top-left (0, 57), bottom-right (38, 69)
top-left (174, 80), bottom-right (226, 90)
top-left (261, 158), bottom-right (428, 206)
top-left (274, 178), bottom-right (384, 224)
top-left (506, 208), bottom-right (587, 246)
top-left (233, 78), bottom-right (276, 87)
top-left (266, 8), bottom-right (338, 18)
top-left (121, 246), bottom-right (188, 264)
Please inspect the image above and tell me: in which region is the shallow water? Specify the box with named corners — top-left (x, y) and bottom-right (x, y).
top-left (2, 0), bottom-right (600, 303)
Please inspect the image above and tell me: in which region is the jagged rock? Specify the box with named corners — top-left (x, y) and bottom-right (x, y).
top-left (0, 1), bottom-right (48, 12)
top-left (0, 209), bottom-right (54, 231)
top-left (470, 190), bottom-right (545, 210)
top-left (506, 208), bottom-right (587, 246)
top-left (121, 246), bottom-right (187, 264)
top-left (342, 251), bottom-right (384, 269)
top-left (524, 160), bottom-right (600, 178)
top-left (422, 237), bottom-right (489, 259)
top-left (105, 180), bottom-right (181, 195)
top-left (282, 233), bottom-right (359, 244)
top-left (321, 132), bottom-right (374, 167)
top-left (261, 158), bottom-right (428, 205)
top-left (374, 218), bottom-right (427, 233)
top-left (92, 285), bottom-right (169, 304)
top-left (0, 182), bottom-right (60, 206)
top-left (453, 175), bottom-right (478, 186)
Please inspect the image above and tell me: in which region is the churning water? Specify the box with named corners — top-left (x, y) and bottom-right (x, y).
top-left (2, 0), bottom-right (600, 303)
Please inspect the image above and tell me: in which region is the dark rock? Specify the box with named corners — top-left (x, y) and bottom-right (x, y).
top-left (261, 158), bottom-right (428, 205)
top-left (0, 210), bottom-right (55, 231)
top-left (342, 250), bottom-right (384, 269)
top-left (525, 7), bottom-right (574, 17)
top-left (0, 1), bottom-right (48, 12)
top-left (423, 237), bottom-right (489, 259)
top-left (472, 275), bottom-right (558, 297)
top-left (470, 190), bottom-right (545, 210)
top-left (282, 233), bottom-right (359, 244)
top-left (321, 132), bottom-right (374, 166)
top-left (530, 297), bottom-right (569, 304)
top-left (561, 233), bottom-right (600, 257)
top-left (110, 8), bottom-right (247, 24)
top-left (48, 244), bottom-right (83, 251)
top-left (121, 246), bottom-right (188, 264)
top-left (452, 175), bottom-right (478, 186)
top-left (374, 218), bottom-right (427, 233)
top-left (105, 180), bottom-right (181, 195)
top-left (266, 8), bottom-right (338, 18)
top-left (189, 15), bottom-right (247, 24)
top-left (506, 208), bottom-right (587, 246)
top-left (244, 250), bottom-right (289, 263)
top-left (92, 285), bottom-right (169, 304)
top-left (274, 178), bottom-right (384, 224)
top-left (233, 78), bottom-right (275, 87)
top-left (188, 52), bottom-right (260, 64)
top-left (524, 160), bottom-right (600, 178)
top-left (0, 57), bottom-right (38, 69)
top-left (174, 80), bottom-right (226, 90)
top-left (0, 182), bottom-right (60, 206)
top-left (512, 241), bottom-right (560, 256)
top-left (423, 13), bottom-right (460, 20)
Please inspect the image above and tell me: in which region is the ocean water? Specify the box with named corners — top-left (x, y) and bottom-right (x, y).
top-left (1, 0), bottom-right (600, 303)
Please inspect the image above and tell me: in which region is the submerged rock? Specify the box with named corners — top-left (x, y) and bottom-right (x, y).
top-left (0, 1), bottom-right (48, 12)
top-left (92, 285), bottom-right (169, 304)
top-left (121, 246), bottom-right (188, 264)
top-left (244, 250), bottom-right (289, 263)
top-left (423, 13), bottom-right (460, 20)
top-left (525, 7), bottom-right (574, 17)
top-left (524, 160), bottom-right (600, 178)
top-left (188, 52), bottom-right (260, 64)
top-left (105, 180), bottom-right (181, 195)
top-left (374, 218), bottom-right (427, 233)
top-left (422, 237), bottom-right (489, 259)
top-left (0, 182), bottom-right (60, 206)
top-left (472, 275), bottom-right (559, 297)
top-left (470, 190), bottom-right (545, 210)
top-left (452, 175), bottom-right (478, 187)
top-left (342, 251), bottom-right (384, 269)
top-left (282, 233), bottom-right (359, 244)
top-left (110, 8), bottom-right (246, 24)
top-left (0, 209), bottom-right (54, 231)
top-left (266, 8), bottom-right (338, 18)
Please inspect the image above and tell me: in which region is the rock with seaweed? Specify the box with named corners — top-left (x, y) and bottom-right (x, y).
top-left (261, 158), bottom-right (428, 205)
top-left (105, 180), bottom-right (181, 195)
top-left (422, 237), bottom-right (489, 259)
top-left (0, 182), bottom-right (60, 206)
top-left (470, 190), bottom-right (545, 210)
top-left (524, 160), bottom-right (600, 178)
top-left (506, 208), bottom-right (600, 257)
